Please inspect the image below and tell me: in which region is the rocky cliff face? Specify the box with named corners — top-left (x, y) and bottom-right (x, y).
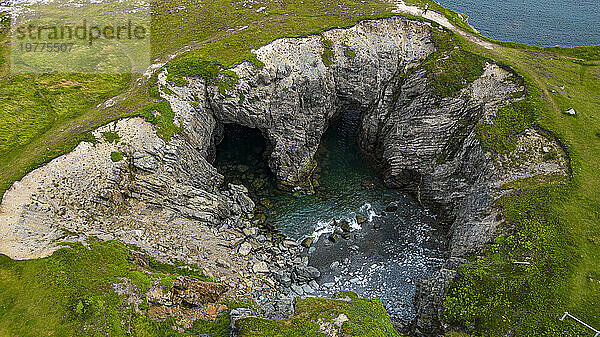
top-left (173, 16), bottom-right (565, 259)
top-left (164, 16), bottom-right (567, 334)
top-left (0, 15), bottom-right (569, 336)
top-left (358, 63), bottom-right (514, 253)
top-left (174, 17), bottom-right (435, 187)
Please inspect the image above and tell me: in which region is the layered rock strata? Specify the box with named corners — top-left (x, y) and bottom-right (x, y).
top-left (0, 15), bottom-right (569, 335)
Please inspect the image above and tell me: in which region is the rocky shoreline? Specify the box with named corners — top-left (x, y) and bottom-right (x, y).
top-left (0, 15), bottom-right (570, 335)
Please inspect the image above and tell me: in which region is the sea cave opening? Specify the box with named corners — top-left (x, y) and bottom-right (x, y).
top-left (214, 112), bottom-right (448, 324)
top-left (214, 123), bottom-right (278, 199)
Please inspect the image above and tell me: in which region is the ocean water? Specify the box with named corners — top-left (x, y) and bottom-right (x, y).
top-left (439, 0), bottom-right (600, 47)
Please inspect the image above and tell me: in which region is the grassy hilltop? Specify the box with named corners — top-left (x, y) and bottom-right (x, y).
top-left (0, 0), bottom-right (599, 336)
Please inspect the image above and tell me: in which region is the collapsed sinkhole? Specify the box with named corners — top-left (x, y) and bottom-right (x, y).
top-left (213, 111), bottom-right (449, 324)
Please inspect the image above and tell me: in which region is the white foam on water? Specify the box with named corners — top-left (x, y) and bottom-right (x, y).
top-left (302, 202), bottom-right (381, 243)
top-left (359, 202), bottom-right (380, 222)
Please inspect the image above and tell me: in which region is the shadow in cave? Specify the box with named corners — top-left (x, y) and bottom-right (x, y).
top-left (214, 124), bottom-right (278, 199)
top-left (304, 111), bottom-right (449, 326)
top-left (213, 115), bottom-right (448, 326)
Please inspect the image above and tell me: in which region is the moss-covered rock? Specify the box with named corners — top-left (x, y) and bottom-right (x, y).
top-left (235, 292), bottom-right (402, 337)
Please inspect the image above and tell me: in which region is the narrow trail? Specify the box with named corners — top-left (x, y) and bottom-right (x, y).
top-left (391, 1), bottom-right (578, 117)
top-left (392, 0), bottom-right (495, 50)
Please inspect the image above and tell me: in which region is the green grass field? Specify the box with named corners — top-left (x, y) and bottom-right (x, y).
top-left (0, 0), bottom-right (397, 198)
top-left (0, 239), bottom-right (221, 336)
top-left (0, 0), bottom-right (599, 336)
top-left (436, 12), bottom-right (600, 337)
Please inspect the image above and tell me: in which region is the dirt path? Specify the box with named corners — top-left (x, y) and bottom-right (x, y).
top-left (393, 0), bottom-right (495, 50)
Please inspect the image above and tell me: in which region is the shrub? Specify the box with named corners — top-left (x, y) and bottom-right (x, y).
top-left (110, 151), bottom-right (124, 162)
top-left (102, 131), bottom-right (120, 143)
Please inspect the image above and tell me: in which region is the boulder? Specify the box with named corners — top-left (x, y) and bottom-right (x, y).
top-left (146, 277), bottom-right (228, 308)
top-left (259, 198), bottom-right (274, 209)
top-left (293, 265), bottom-right (320, 283)
top-left (273, 271), bottom-right (292, 287)
top-left (252, 213), bottom-right (267, 225)
top-left (340, 220), bottom-right (351, 232)
top-left (385, 202), bottom-right (398, 212)
top-left (291, 283), bottom-right (304, 296)
top-left (253, 261), bottom-right (270, 273)
top-left (301, 237), bottom-right (313, 248)
top-left (230, 308), bottom-right (257, 331)
top-left (171, 278), bottom-right (228, 306)
top-left (129, 250), bottom-right (149, 267)
top-left (238, 242), bottom-right (253, 256)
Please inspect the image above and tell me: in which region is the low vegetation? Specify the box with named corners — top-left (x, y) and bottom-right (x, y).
top-left (344, 45), bottom-right (357, 59)
top-left (0, 239), bottom-right (218, 336)
top-left (418, 27), bottom-right (487, 97)
top-left (110, 151), bottom-right (124, 162)
top-left (237, 291), bottom-right (401, 337)
top-left (139, 100), bottom-right (182, 141)
top-left (0, 0), bottom-right (599, 335)
top-left (321, 38), bottom-right (335, 67)
top-left (440, 14), bottom-right (600, 337)
top-left (476, 98), bottom-right (536, 153)
top-left (102, 131), bottom-right (120, 144)
top-left (443, 185), bottom-right (581, 335)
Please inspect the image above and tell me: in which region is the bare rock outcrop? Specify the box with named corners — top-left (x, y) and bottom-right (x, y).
top-left (0, 15), bottom-right (570, 335)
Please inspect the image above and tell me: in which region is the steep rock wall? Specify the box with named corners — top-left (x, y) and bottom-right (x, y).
top-left (189, 17), bottom-right (435, 186)
top-left (170, 17), bottom-right (539, 258)
top-left (0, 15), bottom-right (569, 335)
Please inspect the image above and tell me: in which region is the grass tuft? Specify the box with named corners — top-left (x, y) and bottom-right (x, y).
top-left (139, 100), bottom-right (182, 141)
top-left (102, 131), bottom-right (120, 143)
top-left (321, 38), bottom-right (335, 67)
top-left (110, 151), bottom-right (124, 162)
top-left (344, 45), bottom-right (356, 58)
top-left (419, 27), bottom-right (487, 97)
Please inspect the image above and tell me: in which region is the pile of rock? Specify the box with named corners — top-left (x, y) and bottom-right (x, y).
top-left (145, 277), bottom-right (229, 321)
top-left (326, 219), bottom-right (353, 243)
top-left (228, 218), bottom-right (322, 315)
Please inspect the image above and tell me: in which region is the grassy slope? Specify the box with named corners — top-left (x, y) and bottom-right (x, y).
top-left (0, 0), bottom-right (396, 199)
top-left (506, 49), bottom-right (599, 328)
top-left (0, 0), bottom-right (599, 336)
top-left (0, 20), bottom-right (132, 196)
top-left (0, 239), bottom-right (223, 336)
top-left (237, 291), bottom-right (402, 337)
top-left (433, 12), bottom-right (600, 337)
top-left (399, 3), bottom-right (600, 335)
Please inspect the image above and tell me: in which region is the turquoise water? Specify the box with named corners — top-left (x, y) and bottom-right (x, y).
top-left (216, 111), bottom-right (409, 240)
top-left (439, 0), bottom-right (600, 47)
top-left (215, 112), bottom-right (447, 322)
top-left (265, 111), bottom-right (390, 240)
